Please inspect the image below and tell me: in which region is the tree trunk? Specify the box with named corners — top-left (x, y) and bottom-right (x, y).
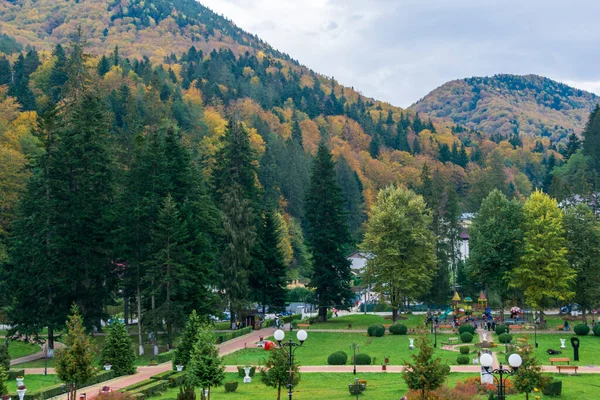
top-left (582, 306), bottom-right (587, 324)
top-left (500, 304), bottom-right (505, 324)
top-left (137, 286), bottom-right (144, 355)
top-left (421, 388), bottom-right (425, 400)
top-left (318, 306), bottom-right (327, 322)
top-left (392, 307), bottom-right (398, 324)
top-left (277, 382), bottom-right (281, 400)
top-left (124, 295), bottom-right (129, 326)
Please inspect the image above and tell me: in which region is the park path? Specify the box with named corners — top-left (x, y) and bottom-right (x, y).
top-left (11, 342), bottom-right (65, 366)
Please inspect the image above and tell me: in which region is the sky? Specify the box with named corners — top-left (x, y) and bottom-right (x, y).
top-left (200, 0), bottom-right (600, 108)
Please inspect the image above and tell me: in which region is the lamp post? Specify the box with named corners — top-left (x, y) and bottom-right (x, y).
top-left (534, 311), bottom-right (538, 348)
top-left (505, 327), bottom-right (509, 358)
top-left (479, 353), bottom-right (522, 400)
top-left (350, 342), bottom-right (360, 375)
top-left (274, 329), bottom-right (308, 400)
top-left (433, 322), bottom-right (438, 348)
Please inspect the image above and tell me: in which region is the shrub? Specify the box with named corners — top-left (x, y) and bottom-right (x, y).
top-left (456, 355), bottom-right (470, 365)
top-left (459, 346), bottom-right (470, 355)
top-left (460, 332), bottom-right (474, 343)
top-left (498, 333), bottom-right (512, 343)
top-left (389, 323), bottom-right (408, 335)
top-left (327, 351), bottom-right (348, 365)
top-left (495, 324), bottom-right (509, 335)
top-left (542, 379), bottom-right (562, 396)
top-left (574, 324), bottom-right (590, 336)
top-left (168, 372), bottom-right (186, 387)
top-left (593, 324), bottom-right (600, 337)
top-left (150, 370), bottom-right (176, 381)
top-left (458, 325), bottom-right (475, 335)
top-left (367, 324), bottom-right (385, 337)
top-left (0, 346), bottom-right (9, 371)
top-left (176, 386), bottom-right (196, 400)
top-left (354, 353), bottom-right (371, 365)
top-left (224, 381), bottom-right (238, 393)
top-left (236, 366), bottom-right (256, 377)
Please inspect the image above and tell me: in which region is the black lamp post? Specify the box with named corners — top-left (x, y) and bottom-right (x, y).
top-left (505, 327), bottom-right (509, 358)
top-left (274, 329), bottom-right (308, 400)
top-left (350, 342), bottom-right (360, 375)
top-left (534, 311), bottom-right (538, 348)
top-left (434, 322), bottom-right (438, 348)
top-left (480, 353), bottom-right (522, 400)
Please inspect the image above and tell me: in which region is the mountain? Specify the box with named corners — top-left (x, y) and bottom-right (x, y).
top-left (411, 74), bottom-right (598, 140)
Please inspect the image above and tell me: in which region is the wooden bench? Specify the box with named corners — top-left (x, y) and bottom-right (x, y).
top-left (557, 325), bottom-right (564, 331)
top-left (556, 365), bottom-right (578, 374)
top-left (508, 325), bottom-right (521, 330)
top-left (549, 357), bottom-right (570, 365)
top-left (438, 325), bottom-right (453, 330)
top-left (297, 324), bottom-right (310, 329)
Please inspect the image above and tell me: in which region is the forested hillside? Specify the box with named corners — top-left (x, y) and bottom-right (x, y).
top-left (1, 0), bottom-right (596, 341)
top-left (411, 74), bottom-right (598, 139)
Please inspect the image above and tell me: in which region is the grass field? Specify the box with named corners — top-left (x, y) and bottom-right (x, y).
top-left (5, 374), bottom-right (61, 392)
top-left (222, 332), bottom-right (475, 366)
top-left (8, 341), bottom-right (41, 359)
top-left (152, 372), bottom-right (600, 400)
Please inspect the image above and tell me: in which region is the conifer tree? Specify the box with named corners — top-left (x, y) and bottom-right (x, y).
top-left (173, 310), bottom-right (204, 370)
top-left (395, 121), bottom-right (411, 152)
top-left (0, 366), bottom-right (8, 397)
top-left (305, 142), bottom-right (353, 321)
top-left (291, 112), bottom-right (303, 149)
top-left (369, 134), bottom-right (380, 158)
top-left (97, 55), bottom-right (111, 76)
top-left (49, 44), bottom-right (68, 104)
top-left (564, 132), bottom-right (581, 160)
top-left (513, 345), bottom-right (550, 400)
top-left (336, 156), bottom-right (365, 243)
top-left (402, 336), bottom-right (450, 400)
top-left (100, 322), bottom-right (136, 376)
top-left (582, 104), bottom-right (600, 172)
top-left (412, 137), bottom-right (421, 154)
top-left (186, 324), bottom-right (225, 400)
top-left (0, 57), bottom-right (10, 86)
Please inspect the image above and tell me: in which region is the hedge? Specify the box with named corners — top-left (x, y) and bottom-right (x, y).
top-left (367, 324), bottom-right (385, 337)
top-left (459, 346), bottom-right (470, 355)
top-left (215, 326), bottom-right (252, 344)
top-left (167, 372), bottom-right (186, 387)
top-left (593, 324), bottom-right (600, 337)
top-left (237, 366), bottom-right (256, 377)
top-left (128, 380), bottom-right (168, 399)
top-left (389, 324), bottom-right (408, 335)
top-left (327, 351), bottom-right (348, 365)
top-left (123, 379), bottom-right (156, 392)
top-left (150, 370), bottom-right (176, 381)
top-left (542, 379), bottom-right (562, 396)
top-left (574, 324), bottom-right (590, 336)
top-left (224, 381), bottom-right (238, 393)
top-left (280, 314), bottom-right (302, 324)
top-left (460, 332), bottom-right (474, 343)
top-left (354, 353), bottom-right (371, 365)
top-left (7, 369), bottom-right (24, 379)
top-left (11, 370), bottom-right (116, 400)
top-left (495, 324), bottom-right (509, 335)
top-left (456, 355), bottom-right (470, 365)
top-left (458, 325), bottom-right (475, 335)
top-left (155, 350), bottom-right (176, 364)
top-left (498, 333), bottom-right (512, 344)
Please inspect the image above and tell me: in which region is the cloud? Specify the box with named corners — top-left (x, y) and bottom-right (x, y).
top-left (199, 0), bottom-right (600, 107)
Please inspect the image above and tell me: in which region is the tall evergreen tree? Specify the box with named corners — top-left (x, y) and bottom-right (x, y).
top-left (0, 56), bottom-right (10, 86)
top-left (49, 44), bottom-right (69, 104)
top-left (582, 104), bottom-right (600, 172)
top-left (290, 112), bottom-right (303, 149)
top-left (564, 132), bottom-right (581, 160)
top-left (336, 156), bottom-right (365, 243)
top-left (396, 121), bottom-right (411, 152)
top-left (97, 55), bottom-right (111, 77)
top-left (369, 134), bottom-right (380, 158)
top-left (305, 142), bottom-right (353, 321)
top-left (100, 322), bottom-right (136, 376)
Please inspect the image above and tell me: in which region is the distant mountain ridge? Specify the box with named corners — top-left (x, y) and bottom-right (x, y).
top-left (410, 74), bottom-right (598, 140)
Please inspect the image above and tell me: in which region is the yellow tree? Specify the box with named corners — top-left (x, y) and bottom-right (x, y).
top-left (511, 190), bottom-right (574, 324)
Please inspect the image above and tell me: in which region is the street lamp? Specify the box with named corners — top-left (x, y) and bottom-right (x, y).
top-left (350, 342), bottom-right (360, 375)
top-left (480, 352), bottom-right (522, 400)
top-left (274, 329), bottom-right (308, 400)
top-left (534, 311), bottom-right (538, 349)
top-left (433, 322), bottom-right (438, 348)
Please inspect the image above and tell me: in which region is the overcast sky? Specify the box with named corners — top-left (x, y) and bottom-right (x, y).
top-left (200, 0), bottom-right (600, 108)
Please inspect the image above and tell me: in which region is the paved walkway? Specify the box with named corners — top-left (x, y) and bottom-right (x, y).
top-left (11, 342), bottom-right (65, 366)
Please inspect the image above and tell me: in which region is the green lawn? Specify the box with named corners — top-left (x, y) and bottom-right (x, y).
top-left (152, 372), bottom-right (600, 400)
top-left (222, 332), bottom-right (475, 366)
top-left (307, 314), bottom-right (426, 330)
top-left (8, 341), bottom-right (40, 359)
top-left (493, 332), bottom-right (600, 366)
top-left (5, 374), bottom-right (61, 393)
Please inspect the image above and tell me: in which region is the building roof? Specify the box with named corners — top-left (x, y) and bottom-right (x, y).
top-left (347, 251), bottom-right (373, 270)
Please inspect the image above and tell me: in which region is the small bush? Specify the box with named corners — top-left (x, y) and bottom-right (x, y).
top-left (542, 379), bottom-right (562, 396)
top-left (389, 323), bottom-right (408, 335)
top-left (593, 324), bottom-right (600, 337)
top-left (367, 324), bottom-right (385, 337)
top-left (498, 333), bottom-right (512, 343)
top-left (224, 381), bottom-right (238, 393)
top-left (459, 346), bottom-right (470, 355)
top-left (574, 324), bottom-right (590, 336)
top-left (495, 324), bottom-right (509, 335)
top-left (354, 353), bottom-right (371, 365)
top-left (458, 325), bottom-right (475, 335)
top-left (456, 355), bottom-right (470, 365)
top-left (460, 332), bottom-right (474, 343)
top-left (327, 351), bottom-right (348, 365)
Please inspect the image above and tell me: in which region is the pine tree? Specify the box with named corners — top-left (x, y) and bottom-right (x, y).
top-left (49, 44), bottom-right (68, 104)
top-left (336, 156), bottom-right (365, 243)
top-left (402, 336), bottom-right (450, 400)
top-left (369, 134), bottom-right (380, 158)
top-left (513, 345), bottom-right (551, 400)
top-left (144, 195), bottom-right (194, 348)
top-left (582, 104), bottom-right (600, 172)
top-left (100, 322), bottom-right (136, 376)
top-left (290, 113), bottom-right (303, 149)
top-left (186, 324), bottom-right (225, 400)
top-left (439, 143), bottom-right (451, 163)
top-left (55, 305), bottom-right (96, 400)
top-left (412, 137), bottom-right (421, 154)
top-left (174, 310), bottom-right (204, 370)
top-left (395, 121), bottom-right (411, 152)
top-left (0, 56), bottom-right (10, 86)
top-left (564, 132), bottom-right (581, 160)
top-left (97, 55), bottom-right (111, 76)
top-left (305, 142), bottom-right (353, 321)
top-left (0, 346), bottom-right (9, 371)
top-left (457, 145), bottom-right (469, 168)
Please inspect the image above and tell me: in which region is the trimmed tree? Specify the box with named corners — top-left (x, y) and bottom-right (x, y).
top-left (261, 348), bottom-right (301, 400)
top-left (0, 345), bottom-right (9, 370)
top-left (100, 322), bottom-right (136, 376)
top-left (510, 191), bottom-right (575, 325)
top-left (0, 366), bottom-right (8, 398)
top-left (55, 305), bottom-right (96, 400)
top-left (361, 185), bottom-right (436, 323)
top-left (173, 310), bottom-right (203, 370)
top-left (513, 345), bottom-right (551, 400)
top-left (186, 324), bottom-right (224, 400)
top-left (402, 335), bottom-right (450, 400)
